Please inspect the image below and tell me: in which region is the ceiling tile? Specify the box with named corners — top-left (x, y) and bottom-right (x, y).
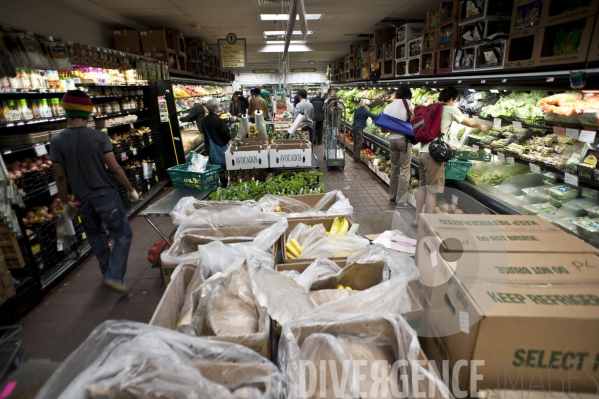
top-left (110, 8), bottom-right (186, 16)
top-left (182, 6), bottom-right (256, 15)
top-left (90, 0), bottom-right (175, 8)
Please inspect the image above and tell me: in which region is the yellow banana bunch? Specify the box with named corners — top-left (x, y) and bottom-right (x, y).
top-left (275, 206), bottom-right (282, 212)
top-left (334, 284), bottom-right (353, 290)
top-left (285, 239), bottom-right (304, 259)
top-left (328, 217), bottom-right (350, 235)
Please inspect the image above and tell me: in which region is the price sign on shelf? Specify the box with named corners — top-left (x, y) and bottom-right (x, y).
top-left (48, 182), bottom-right (58, 196)
top-left (452, 194), bottom-right (459, 205)
top-left (373, 158), bottom-right (380, 166)
top-left (34, 144), bottom-right (47, 157)
top-left (553, 126), bottom-right (566, 137)
top-left (513, 121), bottom-right (523, 130)
top-left (129, 123), bottom-right (135, 129)
top-left (121, 152), bottom-right (128, 161)
top-left (494, 118), bottom-right (502, 128)
top-left (506, 156), bottom-right (515, 165)
top-left (566, 128), bottom-right (580, 140)
top-left (133, 148), bottom-right (137, 155)
top-left (579, 130), bottom-right (597, 143)
top-left (497, 152), bottom-right (506, 162)
top-left (564, 172), bottom-right (578, 186)
top-left (529, 163), bottom-right (541, 174)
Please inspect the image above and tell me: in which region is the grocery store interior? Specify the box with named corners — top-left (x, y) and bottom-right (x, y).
top-left (1, 0), bottom-right (599, 397)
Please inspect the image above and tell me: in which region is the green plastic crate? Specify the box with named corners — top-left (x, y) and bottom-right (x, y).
top-left (167, 163), bottom-right (221, 192)
top-left (445, 159), bottom-right (473, 180)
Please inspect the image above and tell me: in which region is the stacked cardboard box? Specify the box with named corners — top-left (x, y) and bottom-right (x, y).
top-left (415, 214), bottom-right (599, 394)
top-left (395, 23), bottom-right (425, 77)
top-left (0, 255), bottom-right (16, 306)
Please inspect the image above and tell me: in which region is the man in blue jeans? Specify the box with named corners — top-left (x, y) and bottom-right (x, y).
top-left (50, 90), bottom-right (139, 292)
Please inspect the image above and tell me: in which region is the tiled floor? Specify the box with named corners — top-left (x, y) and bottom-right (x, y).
top-left (16, 143), bottom-right (414, 362)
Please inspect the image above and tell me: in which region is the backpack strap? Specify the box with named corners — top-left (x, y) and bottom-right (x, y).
top-left (402, 99), bottom-right (411, 122)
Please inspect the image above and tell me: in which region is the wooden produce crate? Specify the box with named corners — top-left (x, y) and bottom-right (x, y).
top-left (437, 49), bottom-right (454, 73)
top-left (0, 226), bottom-right (25, 269)
top-left (438, 20), bottom-right (460, 50)
top-left (420, 52), bottom-right (437, 74)
top-left (504, 33), bottom-right (541, 69)
top-left (535, 16), bottom-right (595, 67)
top-left (475, 40), bottom-right (507, 70)
top-left (395, 41), bottom-right (407, 60)
top-left (140, 29), bottom-right (176, 53)
top-left (407, 57), bottom-right (421, 75)
top-left (426, 9), bottom-right (441, 32)
top-left (423, 29), bottom-right (438, 54)
top-left (440, 0), bottom-right (461, 25)
top-left (395, 60), bottom-right (407, 77)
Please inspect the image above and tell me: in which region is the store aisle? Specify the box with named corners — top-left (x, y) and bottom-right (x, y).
top-left (15, 145), bottom-right (416, 363)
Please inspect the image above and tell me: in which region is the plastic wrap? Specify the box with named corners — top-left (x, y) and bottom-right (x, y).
top-left (162, 206), bottom-right (287, 268)
top-left (279, 313), bottom-right (451, 399)
top-left (298, 225), bottom-right (370, 259)
top-left (258, 190), bottom-right (353, 218)
top-left (36, 321), bottom-right (284, 399)
top-left (288, 223), bottom-right (327, 253)
top-left (170, 197), bottom-right (259, 227)
top-left (241, 114), bottom-right (250, 136)
top-left (259, 195), bottom-right (313, 214)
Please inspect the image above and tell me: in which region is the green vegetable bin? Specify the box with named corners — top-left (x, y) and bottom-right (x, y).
top-left (445, 159), bottom-right (473, 180)
top-left (167, 163), bottom-right (221, 192)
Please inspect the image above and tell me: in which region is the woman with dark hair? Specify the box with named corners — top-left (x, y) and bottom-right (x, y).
top-left (352, 99), bottom-right (379, 161)
top-left (413, 86), bottom-right (489, 226)
top-left (229, 92), bottom-right (246, 116)
top-left (382, 87), bottom-right (414, 206)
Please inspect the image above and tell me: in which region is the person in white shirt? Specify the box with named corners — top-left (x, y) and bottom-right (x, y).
top-left (293, 89), bottom-right (315, 143)
top-left (382, 87), bottom-right (414, 206)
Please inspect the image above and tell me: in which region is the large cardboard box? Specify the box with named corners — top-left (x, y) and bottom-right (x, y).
top-left (269, 143), bottom-right (312, 168)
top-left (423, 279), bottom-right (599, 394)
top-left (225, 145), bottom-right (269, 170)
top-left (113, 30), bottom-right (141, 53)
top-left (535, 17), bottom-right (595, 67)
top-left (504, 33), bottom-right (543, 69)
top-left (587, 15), bottom-right (599, 62)
top-left (0, 270), bottom-right (15, 306)
top-left (140, 29), bottom-right (176, 53)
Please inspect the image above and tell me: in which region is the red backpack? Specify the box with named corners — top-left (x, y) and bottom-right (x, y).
top-left (411, 103), bottom-right (444, 144)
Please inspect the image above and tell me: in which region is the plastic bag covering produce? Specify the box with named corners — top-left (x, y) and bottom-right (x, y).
top-left (298, 224), bottom-right (369, 259)
top-left (56, 213), bottom-right (77, 251)
top-left (36, 321), bottom-right (284, 399)
top-left (279, 312), bottom-right (451, 399)
top-left (161, 205), bottom-right (287, 268)
top-left (252, 245), bottom-right (418, 327)
top-left (258, 190), bottom-right (353, 218)
top-left (188, 153), bottom-right (209, 173)
top-left (170, 197), bottom-right (259, 226)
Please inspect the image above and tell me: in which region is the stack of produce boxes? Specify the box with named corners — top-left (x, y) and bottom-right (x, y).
top-left (421, 7), bottom-right (441, 74)
top-left (505, 0), bottom-right (598, 69)
top-left (395, 23), bottom-right (425, 77)
top-left (414, 214), bottom-right (599, 394)
top-left (435, 0), bottom-right (461, 73)
top-left (0, 253), bottom-right (15, 306)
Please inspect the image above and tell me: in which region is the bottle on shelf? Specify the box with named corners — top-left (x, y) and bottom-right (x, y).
top-left (29, 70), bottom-right (43, 90)
top-left (54, 98), bottom-right (64, 117)
top-left (19, 69), bottom-right (31, 90)
top-left (30, 99), bottom-right (41, 119)
top-left (1, 76), bottom-right (9, 89)
top-left (9, 71), bottom-right (21, 90)
top-left (40, 99), bottom-right (53, 118)
top-left (19, 99), bottom-right (33, 121)
top-left (7, 100), bottom-right (21, 121)
top-left (1, 101), bottom-right (12, 123)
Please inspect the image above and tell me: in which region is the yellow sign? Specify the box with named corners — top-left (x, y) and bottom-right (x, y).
top-left (219, 38), bottom-right (247, 69)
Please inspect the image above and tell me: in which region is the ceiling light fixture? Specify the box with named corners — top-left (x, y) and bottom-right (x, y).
top-left (260, 14), bottom-right (322, 20)
top-left (309, 61), bottom-right (315, 65)
top-left (266, 40), bottom-right (305, 44)
top-left (264, 30), bottom-right (313, 36)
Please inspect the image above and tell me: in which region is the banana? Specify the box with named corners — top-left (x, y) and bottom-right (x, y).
top-left (329, 217), bottom-right (341, 235)
top-left (345, 286), bottom-right (352, 291)
top-left (275, 206), bottom-right (282, 212)
top-left (285, 242), bottom-right (300, 258)
top-left (286, 250), bottom-right (297, 260)
top-left (334, 284), bottom-right (344, 290)
top-left (325, 231), bottom-right (330, 236)
top-left (290, 239), bottom-right (303, 254)
top-left (338, 217), bottom-right (350, 235)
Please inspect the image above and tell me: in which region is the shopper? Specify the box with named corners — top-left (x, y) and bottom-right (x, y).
top-left (293, 93), bottom-right (300, 108)
top-left (352, 99), bottom-right (378, 161)
top-left (50, 90), bottom-right (137, 293)
top-left (312, 95), bottom-right (325, 145)
top-left (413, 86), bottom-right (490, 226)
top-left (202, 98), bottom-right (231, 187)
top-left (248, 87), bottom-right (269, 123)
top-left (293, 89), bottom-right (315, 143)
top-left (383, 87), bottom-right (414, 206)
top-left (310, 91), bottom-right (323, 103)
top-left (229, 92), bottom-right (246, 116)
top-left (260, 86), bottom-right (271, 107)
top-left (180, 99), bottom-right (206, 130)
top-left (237, 91), bottom-right (249, 114)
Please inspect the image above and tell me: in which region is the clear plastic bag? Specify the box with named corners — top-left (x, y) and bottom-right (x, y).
top-left (258, 190), bottom-right (353, 218)
top-left (188, 153), bottom-right (209, 173)
top-left (288, 223), bottom-right (327, 251)
top-left (171, 197), bottom-right (259, 226)
top-left (36, 320), bottom-right (284, 399)
top-left (298, 225), bottom-right (369, 259)
top-left (56, 214), bottom-right (76, 251)
top-left (279, 313), bottom-right (451, 399)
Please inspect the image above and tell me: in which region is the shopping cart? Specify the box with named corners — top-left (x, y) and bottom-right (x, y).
top-left (323, 99), bottom-right (346, 171)
top-left (0, 325), bottom-right (24, 381)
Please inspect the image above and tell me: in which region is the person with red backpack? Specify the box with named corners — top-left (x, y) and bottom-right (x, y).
top-left (383, 87), bottom-right (414, 206)
top-left (413, 86), bottom-right (489, 226)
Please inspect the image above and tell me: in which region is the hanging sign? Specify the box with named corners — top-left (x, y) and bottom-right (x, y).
top-left (219, 36), bottom-right (247, 69)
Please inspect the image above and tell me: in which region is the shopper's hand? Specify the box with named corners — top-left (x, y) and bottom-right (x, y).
top-left (129, 189), bottom-right (140, 202)
top-left (63, 203), bottom-right (76, 220)
top-left (479, 124), bottom-right (490, 132)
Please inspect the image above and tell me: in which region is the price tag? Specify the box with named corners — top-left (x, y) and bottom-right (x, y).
top-left (370, 143), bottom-right (374, 150)
top-left (553, 126), bottom-right (566, 137)
top-left (506, 156), bottom-right (514, 165)
top-left (497, 152), bottom-right (506, 162)
top-left (459, 311), bottom-right (470, 334)
top-left (457, 80), bottom-right (462, 84)
top-left (564, 172), bottom-right (578, 186)
top-left (34, 144), bottom-right (47, 156)
top-left (529, 163), bottom-right (541, 174)
top-left (502, 78), bottom-right (507, 83)
top-left (472, 145), bottom-right (479, 151)
top-left (546, 77), bottom-right (555, 82)
top-left (579, 130), bottom-right (596, 143)
top-left (373, 158), bottom-right (380, 166)
top-left (48, 182), bottom-right (58, 196)
top-left (490, 89), bottom-right (499, 93)
top-left (129, 123), bottom-right (134, 129)
top-left (566, 128), bottom-right (580, 140)
top-left (494, 118), bottom-right (502, 128)
top-left (481, 79), bottom-right (486, 84)
top-left (73, 78), bottom-right (81, 84)
top-left (513, 121), bottom-right (523, 130)
top-left (452, 194), bottom-right (458, 205)
top-left (121, 152), bottom-right (128, 161)
top-left (133, 148), bottom-right (137, 155)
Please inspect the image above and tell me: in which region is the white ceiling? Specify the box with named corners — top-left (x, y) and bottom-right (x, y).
top-left (85, 0), bottom-right (441, 72)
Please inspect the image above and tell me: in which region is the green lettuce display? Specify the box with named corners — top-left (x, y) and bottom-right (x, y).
top-left (480, 91), bottom-right (547, 124)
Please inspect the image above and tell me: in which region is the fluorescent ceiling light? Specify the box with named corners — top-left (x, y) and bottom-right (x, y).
top-left (264, 31), bottom-right (313, 36)
top-left (260, 14), bottom-right (322, 20)
top-left (266, 40), bottom-right (305, 44)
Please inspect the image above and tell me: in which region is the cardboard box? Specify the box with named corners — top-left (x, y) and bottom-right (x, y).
top-left (458, 0), bottom-right (514, 26)
top-left (589, 15), bottom-right (599, 62)
top-left (423, 29), bottom-right (438, 54)
top-left (504, 33), bottom-right (542, 69)
top-left (225, 145), bottom-right (269, 170)
top-left (437, 49), bottom-right (453, 73)
top-left (541, 0), bottom-right (599, 27)
top-left (397, 23), bottom-right (426, 43)
top-left (437, 20), bottom-right (460, 50)
top-left (0, 270), bottom-right (15, 306)
top-left (396, 60), bottom-right (407, 76)
top-left (509, 2), bottom-right (545, 38)
top-left (475, 40), bottom-right (506, 70)
top-left (269, 143), bottom-right (312, 168)
top-left (420, 52), bottom-right (437, 74)
top-left (536, 17), bottom-right (595, 67)
top-left (424, 280), bottom-right (599, 393)
top-left (140, 29), bottom-right (176, 53)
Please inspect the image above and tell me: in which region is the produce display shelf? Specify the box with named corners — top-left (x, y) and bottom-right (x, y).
top-left (2, 142), bottom-right (50, 155)
top-left (0, 89), bottom-right (67, 94)
top-left (176, 109), bottom-right (192, 115)
top-left (90, 95), bottom-right (143, 100)
top-left (77, 83), bottom-right (149, 87)
top-left (93, 109), bottom-right (148, 120)
top-left (105, 118), bottom-right (152, 129)
top-left (0, 117), bottom-right (67, 129)
top-left (362, 131), bottom-right (391, 155)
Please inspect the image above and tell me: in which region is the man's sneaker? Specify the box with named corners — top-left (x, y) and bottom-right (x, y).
top-left (389, 198), bottom-right (397, 204)
top-left (102, 279), bottom-right (128, 293)
top-left (395, 202), bottom-right (411, 208)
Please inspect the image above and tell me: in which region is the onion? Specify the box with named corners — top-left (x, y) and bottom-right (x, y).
top-left (20, 162), bottom-right (28, 169)
top-left (23, 158), bottom-right (31, 163)
top-left (35, 160), bottom-right (43, 166)
top-left (44, 160), bottom-right (52, 166)
top-left (25, 211), bottom-right (35, 219)
top-left (20, 168), bottom-right (27, 173)
top-left (14, 171), bottom-right (21, 178)
top-left (29, 166), bottom-right (39, 172)
top-left (40, 164), bottom-right (49, 169)
top-left (41, 206), bottom-right (48, 212)
top-left (38, 217), bottom-right (46, 223)
top-left (14, 161), bottom-right (20, 167)
top-left (42, 154), bottom-right (50, 160)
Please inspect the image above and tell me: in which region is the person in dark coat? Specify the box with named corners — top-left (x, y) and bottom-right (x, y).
top-left (312, 96), bottom-right (325, 145)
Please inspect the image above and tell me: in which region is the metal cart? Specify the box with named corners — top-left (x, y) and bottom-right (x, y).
top-left (0, 325), bottom-right (24, 381)
top-left (323, 99), bottom-right (346, 171)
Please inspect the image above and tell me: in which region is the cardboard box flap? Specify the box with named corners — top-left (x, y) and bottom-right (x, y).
top-left (421, 214), bottom-right (560, 232)
top-left (270, 143), bottom-right (312, 152)
top-left (311, 261), bottom-right (386, 291)
top-left (229, 145), bottom-right (267, 154)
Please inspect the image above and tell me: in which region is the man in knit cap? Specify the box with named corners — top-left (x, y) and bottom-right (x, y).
top-left (50, 90), bottom-right (138, 292)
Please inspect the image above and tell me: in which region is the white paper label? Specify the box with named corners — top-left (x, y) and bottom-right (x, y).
top-left (513, 121), bottom-right (523, 130)
top-left (48, 182), bottom-right (58, 196)
top-left (430, 251), bottom-right (438, 268)
top-left (370, 143), bottom-right (374, 150)
top-left (566, 128), bottom-right (580, 140)
top-left (579, 130), bottom-right (596, 143)
top-left (472, 145), bottom-right (479, 151)
top-left (373, 158), bottom-right (380, 166)
top-left (497, 153), bottom-right (506, 162)
top-left (121, 152), bottom-right (128, 161)
top-left (507, 157), bottom-right (515, 165)
top-left (129, 123), bottom-right (135, 129)
top-left (133, 148), bottom-right (137, 155)
top-left (529, 164), bottom-right (541, 174)
top-left (452, 194), bottom-right (458, 205)
top-left (459, 311), bottom-right (470, 334)
top-left (494, 118), bottom-right (502, 128)
top-left (34, 144), bottom-right (47, 156)
top-left (565, 173), bottom-right (578, 186)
